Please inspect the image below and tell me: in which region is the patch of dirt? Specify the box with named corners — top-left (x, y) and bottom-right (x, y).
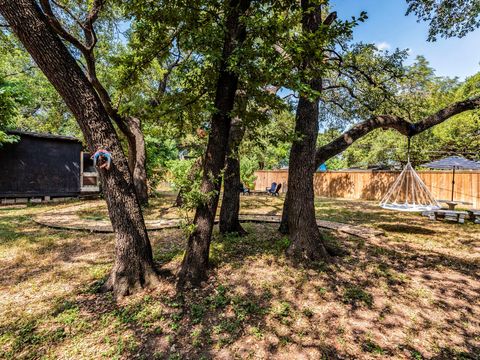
top-left (0, 197), bottom-right (479, 359)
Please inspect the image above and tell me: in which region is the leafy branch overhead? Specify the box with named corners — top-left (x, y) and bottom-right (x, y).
top-left (407, 0), bottom-right (480, 40)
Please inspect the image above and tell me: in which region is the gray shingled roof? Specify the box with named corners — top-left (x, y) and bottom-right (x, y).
top-left (422, 156), bottom-right (480, 170)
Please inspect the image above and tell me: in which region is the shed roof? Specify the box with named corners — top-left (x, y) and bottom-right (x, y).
top-left (7, 130), bottom-right (81, 143)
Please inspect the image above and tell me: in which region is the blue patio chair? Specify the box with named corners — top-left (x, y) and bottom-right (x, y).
top-left (271, 183), bottom-right (281, 196)
top-left (266, 182), bottom-right (277, 194)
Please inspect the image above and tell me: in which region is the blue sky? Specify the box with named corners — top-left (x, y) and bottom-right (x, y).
top-left (331, 0), bottom-right (480, 81)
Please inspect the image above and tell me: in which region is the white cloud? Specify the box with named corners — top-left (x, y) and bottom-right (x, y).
top-left (375, 41), bottom-right (391, 51)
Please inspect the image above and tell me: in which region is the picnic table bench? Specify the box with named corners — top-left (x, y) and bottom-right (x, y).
top-left (249, 189), bottom-right (283, 196)
top-left (423, 209), bottom-right (469, 223)
top-left (248, 190), bottom-right (267, 196)
top-left (468, 210), bottom-right (480, 224)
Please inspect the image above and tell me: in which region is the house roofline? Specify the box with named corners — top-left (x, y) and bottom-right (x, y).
top-left (7, 130), bottom-right (81, 143)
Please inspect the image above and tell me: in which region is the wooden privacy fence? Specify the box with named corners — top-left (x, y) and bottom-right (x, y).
top-left (254, 170), bottom-right (480, 208)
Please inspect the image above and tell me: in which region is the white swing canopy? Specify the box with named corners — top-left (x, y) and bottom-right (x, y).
top-left (380, 162), bottom-right (441, 212)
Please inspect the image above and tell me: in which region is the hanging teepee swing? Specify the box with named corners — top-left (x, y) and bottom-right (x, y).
top-left (380, 138), bottom-right (441, 212)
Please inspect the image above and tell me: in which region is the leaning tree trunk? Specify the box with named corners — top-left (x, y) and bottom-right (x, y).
top-left (219, 116), bottom-right (246, 235)
top-left (284, 1), bottom-right (330, 261)
top-left (177, 0), bottom-right (251, 288)
top-left (0, 0), bottom-right (158, 297)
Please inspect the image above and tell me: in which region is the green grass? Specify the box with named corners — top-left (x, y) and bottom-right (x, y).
top-left (0, 194), bottom-right (479, 359)
top-left (77, 209), bottom-right (108, 221)
top-left (342, 285), bottom-right (374, 308)
top-left (362, 339), bottom-right (385, 355)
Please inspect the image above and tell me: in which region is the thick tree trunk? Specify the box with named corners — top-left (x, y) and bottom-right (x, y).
top-left (177, 0), bottom-right (251, 288)
top-left (284, 1), bottom-right (329, 261)
top-left (0, 0), bottom-right (158, 297)
top-left (219, 117), bottom-right (246, 235)
top-left (286, 93), bottom-right (329, 261)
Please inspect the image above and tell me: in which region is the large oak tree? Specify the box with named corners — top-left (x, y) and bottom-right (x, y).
top-left (177, 0), bottom-right (251, 288)
top-left (281, 1), bottom-right (335, 260)
top-left (0, 0), bottom-right (158, 297)
top-left (278, 0), bottom-right (480, 238)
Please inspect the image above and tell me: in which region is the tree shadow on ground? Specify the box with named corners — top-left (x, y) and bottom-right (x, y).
top-left (377, 223), bottom-right (437, 235)
top-left (1, 207), bottom-right (479, 359)
top-left (134, 223), bottom-right (479, 359)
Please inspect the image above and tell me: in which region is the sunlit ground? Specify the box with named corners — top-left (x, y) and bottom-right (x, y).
top-left (0, 193), bottom-right (479, 359)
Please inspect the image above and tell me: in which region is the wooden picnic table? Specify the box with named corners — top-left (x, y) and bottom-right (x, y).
top-left (437, 200), bottom-right (473, 210)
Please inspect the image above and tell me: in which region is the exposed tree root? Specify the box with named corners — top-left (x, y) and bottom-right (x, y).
top-left (102, 263), bottom-right (159, 299)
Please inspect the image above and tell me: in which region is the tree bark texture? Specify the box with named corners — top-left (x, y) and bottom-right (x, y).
top-left (0, 0), bottom-right (158, 297)
top-left (177, 0), bottom-right (251, 288)
top-left (124, 117), bottom-right (149, 205)
top-left (284, 0), bottom-right (329, 261)
top-left (219, 116), bottom-right (246, 235)
top-left (285, 92), bottom-right (329, 261)
top-left (278, 198), bottom-right (289, 234)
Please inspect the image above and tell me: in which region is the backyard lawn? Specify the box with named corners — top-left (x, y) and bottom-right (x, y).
top-left (0, 194), bottom-right (479, 359)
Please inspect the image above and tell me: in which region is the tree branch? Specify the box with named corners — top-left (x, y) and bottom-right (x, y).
top-left (83, 0), bottom-right (105, 49)
top-left (38, 0), bottom-right (130, 135)
top-left (51, 0), bottom-right (85, 29)
top-left (155, 49), bottom-right (188, 100)
top-left (315, 95), bottom-right (480, 167)
top-left (39, 0), bottom-right (88, 53)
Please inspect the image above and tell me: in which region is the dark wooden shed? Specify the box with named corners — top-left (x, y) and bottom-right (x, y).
top-left (0, 130), bottom-right (84, 199)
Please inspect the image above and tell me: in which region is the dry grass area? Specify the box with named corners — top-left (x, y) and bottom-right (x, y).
top-left (1, 194), bottom-right (479, 359)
